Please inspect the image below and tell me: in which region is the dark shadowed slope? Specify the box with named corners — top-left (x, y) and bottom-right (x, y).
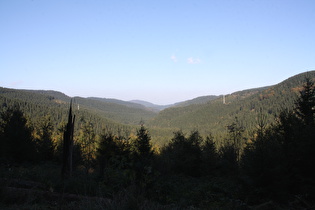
top-left (0, 88), bottom-right (157, 126)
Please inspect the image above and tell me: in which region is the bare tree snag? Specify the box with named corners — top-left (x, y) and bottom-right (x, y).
top-left (61, 99), bottom-right (75, 178)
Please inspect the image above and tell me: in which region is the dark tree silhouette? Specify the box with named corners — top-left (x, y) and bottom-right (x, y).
top-left (61, 100), bottom-right (75, 178)
top-left (226, 117), bottom-right (245, 162)
top-left (132, 125), bottom-right (153, 183)
top-left (241, 78), bottom-right (315, 203)
top-left (97, 131), bottom-right (118, 178)
top-left (218, 118), bottom-right (245, 177)
top-left (201, 133), bottom-right (218, 176)
top-left (292, 78), bottom-right (315, 197)
top-left (134, 125), bottom-right (153, 159)
top-left (160, 130), bottom-right (202, 177)
top-left (241, 121), bottom-right (287, 202)
top-left (0, 106), bottom-right (36, 162)
top-left (295, 77), bottom-right (315, 126)
top-left (36, 116), bottom-right (55, 161)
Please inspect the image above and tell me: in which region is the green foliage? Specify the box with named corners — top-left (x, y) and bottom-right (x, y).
top-left (241, 77), bottom-right (315, 203)
top-left (97, 131), bottom-right (122, 178)
top-left (148, 71), bottom-right (315, 144)
top-left (226, 117), bottom-right (246, 162)
top-left (35, 116), bottom-right (55, 161)
top-left (159, 130), bottom-right (203, 177)
top-left (1, 71), bottom-right (315, 209)
top-left (132, 125), bottom-right (154, 183)
top-left (0, 87), bottom-right (155, 137)
top-left (74, 96), bottom-right (157, 125)
top-left (241, 126), bottom-right (287, 202)
top-left (77, 118), bottom-right (96, 174)
top-left (295, 77), bottom-right (315, 126)
top-left (0, 107), bottom-right (36, 162)
top-left (174, 95), bottom-right (219, 107)
top-left (1, 71), bottom-right (315, 147)
top-left (133, 125), bottom-right (153, 160)
top-left (200, 134), bottom-right (219, 176)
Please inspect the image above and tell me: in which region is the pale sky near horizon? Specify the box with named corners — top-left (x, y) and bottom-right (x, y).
top-left (1, 0), bottom-right (315, 105)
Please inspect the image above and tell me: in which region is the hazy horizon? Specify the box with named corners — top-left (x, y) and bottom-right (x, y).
top-left (3, 69), bottom-right (312, 106)
top-left (1, 1), bottom-right (315, 104)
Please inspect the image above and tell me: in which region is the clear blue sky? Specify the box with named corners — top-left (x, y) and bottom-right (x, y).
top-left (1, 0), bottom-right (315, 105)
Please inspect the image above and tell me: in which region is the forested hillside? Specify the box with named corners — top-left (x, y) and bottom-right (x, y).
top-left (148, 71), bottom-right (315, 141)
top-left (130, 95), bottom-right (220, 111)
top-left (1, 73), bottom-right (315, 209)
top-left (0, 88), bottom-right (157, 129)
top-left (1, 71), bottom-right (315, 146)
top-left (173, 95), bottom-right (220, 107)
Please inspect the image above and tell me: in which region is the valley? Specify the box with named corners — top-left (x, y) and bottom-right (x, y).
top-left (1, 71), bottom-right (315, 146)
top-left (1, 70), bottom-right (315, 209)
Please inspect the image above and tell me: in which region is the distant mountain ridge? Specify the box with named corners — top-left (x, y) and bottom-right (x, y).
top-left (1, 70), bottom-right (315, 146)
top-left (0, 88), bottom-right (157, 126)
top-left (130, 95), bottom-right (221, 111)
top-left (174, 95), bottom-right (220, 107)
top-left (129, 100), bottom-right (173, 112)
top-left (89, 97), bottom-right (146, 109)
top-left (148, 71), bottom-right (315, 139)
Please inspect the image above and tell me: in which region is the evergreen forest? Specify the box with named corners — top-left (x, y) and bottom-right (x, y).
top-left (1, 71), bottom-right (315, 209)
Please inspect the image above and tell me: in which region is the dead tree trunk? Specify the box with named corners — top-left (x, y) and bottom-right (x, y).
top-left (62, 100), bottom-right (75, 178)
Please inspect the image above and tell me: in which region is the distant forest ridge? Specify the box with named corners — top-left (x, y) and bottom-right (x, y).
top-left (1, 70), bottom-right (315, 145)
top-left (148, 71), bottom-right (315, 137)
top-left (2, 71), bottom-right (314, 108)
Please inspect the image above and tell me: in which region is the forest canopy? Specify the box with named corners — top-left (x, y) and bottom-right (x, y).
top-left (1, 72), bottom-right (315, 208)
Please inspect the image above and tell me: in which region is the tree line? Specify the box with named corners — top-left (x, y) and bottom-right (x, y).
top-left (0, 78), bottom-right (315, 208)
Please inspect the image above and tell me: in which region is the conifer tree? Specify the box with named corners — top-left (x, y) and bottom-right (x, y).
top-left (201, 134), bottom-right (218, 176)
top-left (241, 78), bottom-right (315, 202)
top-left (0, 107), bottom-right (36, 162)
top-left (78, 119), bottom-right (96, 174)
top-left (97, 131), bottom-right (117, 178)
top-left (160, 130), bottom-right (202, 177)
top-left (37, 116), bottom-right (54, 161)
top-left (295, 77), bottom-right (315, 126)
top-left (133, 125), bottom-right (153, 182)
